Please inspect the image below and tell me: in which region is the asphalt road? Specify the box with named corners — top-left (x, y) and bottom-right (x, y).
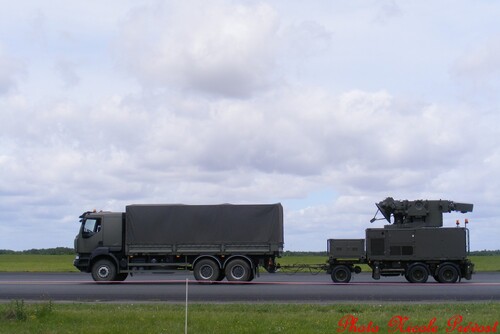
top-left (1, 272), bottom-right (499, 303)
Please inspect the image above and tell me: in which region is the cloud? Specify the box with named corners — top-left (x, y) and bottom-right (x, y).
top-left (373, 0), bottom-right (403, 24)
top-left (55, 59), bottom-right (81, 88)
top-left (282, 20), bottom-right (332, 59)
top-left (0, 47), bottom-right (23, 95)
top-left (451, 35), bottom-right (500, 102)
top-left (116, 1), bottom-right (281, 98)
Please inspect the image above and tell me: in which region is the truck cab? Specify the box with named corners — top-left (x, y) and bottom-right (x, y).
top-left (74, 211), bottom-right (123, 273)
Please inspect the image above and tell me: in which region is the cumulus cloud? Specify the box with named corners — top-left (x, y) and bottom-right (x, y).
top-left (2, 81), bottom-right (494, 250)
top-left (116, 1), bottom-right (281, 98)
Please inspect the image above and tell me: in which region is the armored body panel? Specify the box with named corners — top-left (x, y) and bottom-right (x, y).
top-left (328, 239), bottom-right (365, 259)
top-left (366, 227), bottom-right (467, 261)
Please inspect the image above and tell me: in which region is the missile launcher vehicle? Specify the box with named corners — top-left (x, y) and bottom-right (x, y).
top-left (327, 197), bottom-right (474, 283)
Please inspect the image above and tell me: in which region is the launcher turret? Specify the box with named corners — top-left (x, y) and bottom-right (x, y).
top-left (370, 197), bottom-right (473, 228)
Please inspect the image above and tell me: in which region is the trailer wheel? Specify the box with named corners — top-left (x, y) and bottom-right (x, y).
top-left (331, 265), bottom-right (351, 283)
top-left (91, 259), bottom-right (118, 282)
top-left (406, 264), bottom-right (428, 283)
top-left (225, 259), bottom-right (252, 282)
top-left (193, 259), bottom-right (220, 282)
top-left (437, 263), bottom-right (459, 283)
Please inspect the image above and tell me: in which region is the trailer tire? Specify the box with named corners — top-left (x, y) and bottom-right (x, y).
top-left (91, 259), bottom-right (118, 282)
top-left (225, 259), bottom-right (252, 282)
top-left (193, 259), bottom-right (220, 282)
top-left (331, 265), bottom-right (351, 283)
top-left (406, 263), bottom-right (429, 283)
top-left (437, 263), bottom-right (459, 283)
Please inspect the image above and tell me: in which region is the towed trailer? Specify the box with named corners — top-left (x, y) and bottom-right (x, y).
top-left (280, 198), bottom-right (474, 284)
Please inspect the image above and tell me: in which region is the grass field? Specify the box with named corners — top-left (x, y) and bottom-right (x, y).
top-left (0, 254), bottom-right (499, 272)
top-left (0, 255), bottom-right (77, 272)
top-left (1, 301), bottom-right (499, 333)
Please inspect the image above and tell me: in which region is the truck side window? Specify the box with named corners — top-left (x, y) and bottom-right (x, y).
top-left (82, 218), bottom-right (101, 237)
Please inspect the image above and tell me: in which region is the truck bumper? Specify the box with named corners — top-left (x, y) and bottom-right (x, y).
top-left (73, 255), bottom-right (90, 272)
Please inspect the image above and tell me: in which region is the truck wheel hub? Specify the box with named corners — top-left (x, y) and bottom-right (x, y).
top-left (200, 265), bottom-right (214, 279)
top-left (231, 265), bottom-right (245, 279)
top-left (98, 266), bottom-right (110, 278)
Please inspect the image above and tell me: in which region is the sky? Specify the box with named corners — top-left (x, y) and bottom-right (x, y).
top-left (0, 0), bottom-right (499, 251)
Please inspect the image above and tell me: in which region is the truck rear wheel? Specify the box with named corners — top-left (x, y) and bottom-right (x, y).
top-left (437, 263), bottom-right (459, 283)
top-left (193, 259), bottom-right (220, 282)
top-left (406, 263), bottom-right (429, 283)
top-left (331, 265), bottom-right (351, 283)
top-left (91, 259), bottom-right (118, 282)
top-left (225, 259), bottom-right (252, 282)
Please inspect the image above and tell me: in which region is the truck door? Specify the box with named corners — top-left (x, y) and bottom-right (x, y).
top-left (77, 216), bottom-right (103, 253)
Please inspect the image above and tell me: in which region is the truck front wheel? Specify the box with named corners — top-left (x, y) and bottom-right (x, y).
top-left (331, 265), bottom-right (352, 283)
top-left (193, 259), bottom-right (221, 282)
top-left (91, 259), bottom-right (118, 282)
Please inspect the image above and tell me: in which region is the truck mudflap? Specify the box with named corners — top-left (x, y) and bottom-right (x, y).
top-left (464, 261), bottom-right (474, 280)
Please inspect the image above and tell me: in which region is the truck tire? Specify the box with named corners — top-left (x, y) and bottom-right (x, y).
top-left (193, 259), bottom-right (220, 282)
top-left (225, 259), bottom-right (252, 282)
top-left (406, 263), bottom-right (428, 283)
top-left (437, 263), bottom-right (459, 283)
top-left (331, 265), bottom-right (351, 283)
top-left (91, 259), bottom-right (118, 282)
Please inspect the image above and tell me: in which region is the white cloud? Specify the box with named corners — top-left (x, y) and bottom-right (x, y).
top-left (451, 35), bottom-right (500, 103)
top-left (0, 47), bottom-right (23, 95)
top-left (116, 1), bottom-right (281, 98)
top-left (54, 59), bottom-right (81, 88)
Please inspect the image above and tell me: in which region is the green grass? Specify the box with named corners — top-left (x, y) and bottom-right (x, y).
top-left (1, 302), bottom-right (499, 333)
top-left (0, 255), bottom-right (78, 272)
top-left (469, 255), bottom-right (500, 272)
top-left (0, 254), bottom-right (499, 273)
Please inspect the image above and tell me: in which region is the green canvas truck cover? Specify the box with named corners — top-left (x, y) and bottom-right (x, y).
top-left (125, 203), bottom-right (284, 246)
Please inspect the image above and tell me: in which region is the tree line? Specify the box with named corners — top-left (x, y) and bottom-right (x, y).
top-left (0, 247), bottom-right (75, 255)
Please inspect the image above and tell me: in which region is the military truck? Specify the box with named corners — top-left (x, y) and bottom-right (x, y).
top-left (74, 204), bottom-right (283, 282)
top-left (327, 198), bottom-right (474, 283)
